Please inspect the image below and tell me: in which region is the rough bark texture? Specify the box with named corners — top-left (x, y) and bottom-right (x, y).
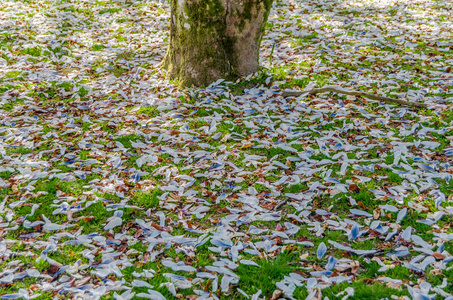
top-left (162, 0), bottom-right (273, 87)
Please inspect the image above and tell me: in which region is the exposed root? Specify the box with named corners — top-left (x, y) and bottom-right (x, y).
top-left (156, 50), bottom-right (170, 70)
top-left (282, 85), bottom-right (429, 109)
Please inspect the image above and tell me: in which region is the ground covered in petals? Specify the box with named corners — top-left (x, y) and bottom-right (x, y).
top-left (1, 0), bottom-right (453, 299)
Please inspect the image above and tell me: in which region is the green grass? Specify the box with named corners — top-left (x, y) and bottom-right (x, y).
top-left (4, 146), bottom-right (32, 155)
top-left (130, 189), bottom-right (163, 210)
top-left (302, 281), bottom-right (410, 299)
top-left (91, 44), bottom-right (105, 51)
top-left (99, 7), bottom-right (121, 14)
top-left (0, 171), bottom-right (12, 179)
top-left (283, 183), bottom-right (308, 193)
top-left (21, 47), bottom-right (42, 57)
top-left (291, 32), bottom-right (319, 46)
top-left (114, 134), bottom-right (144, 148)
top-left (136, 106), bottom-right (159, 118)
top-left (80, 201), bottom-right (111, 233)
top-left (3, 70), bottom-right (24, 79)
top-left (234, 253), bottom-right (299, 298)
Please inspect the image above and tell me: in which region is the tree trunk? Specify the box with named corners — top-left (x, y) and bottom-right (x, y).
top-left (161, 0), bottom-right (273, 87)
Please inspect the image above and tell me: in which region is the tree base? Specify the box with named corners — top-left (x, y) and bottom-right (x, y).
top-left (162, 0), bottom-right (273, 88)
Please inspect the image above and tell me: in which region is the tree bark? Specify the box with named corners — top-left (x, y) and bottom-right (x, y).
top-left (161, 0), bottom-right (273, 87)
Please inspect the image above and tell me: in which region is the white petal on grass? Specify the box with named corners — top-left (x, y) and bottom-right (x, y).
top-left (306, 278), bottom-right (317, 289)
top-left (237, 288), bottom-right (249, 299)
top-left (305, 289), bottom-right (317, 300)
top-left (379, 205), bottom-right (398, 212)
top-left (161, 260), bottom-right (196, 272)
top-left (136, 290), bottom-right (166, 300)
top-left (401, 227), bottom-right (413, 241)
top-left (104, 217), bottom-right (122, 230)
top-left (411, 235), bottom-right (432, 250)
top-left (349, 209), bottom-right (372, 218)
top-left (221, 275), bottom-right (234, 292)
top-left (240, 260), bottom-right (260, 267)
top-left (251, 290), bottom-right (262, 300)
top-left (317, 242), bottom-right (327, 259)
top-left (131, 279), bottom-right (153, 288)
top-left (396, 208), bottom-right (407, 223)
top-left (114, 290), bottom-right (135, 300)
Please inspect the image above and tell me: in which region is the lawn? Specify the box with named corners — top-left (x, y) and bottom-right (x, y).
top-left (0, 0), bottom-right (452, 299)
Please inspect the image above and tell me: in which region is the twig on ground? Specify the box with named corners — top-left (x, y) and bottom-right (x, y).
top-left (282, 85), bottom-right (428, 109)
top-left (274, 198), bottom-right (289, 211)
top-left (373, 242), bottom-right (402, 256)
